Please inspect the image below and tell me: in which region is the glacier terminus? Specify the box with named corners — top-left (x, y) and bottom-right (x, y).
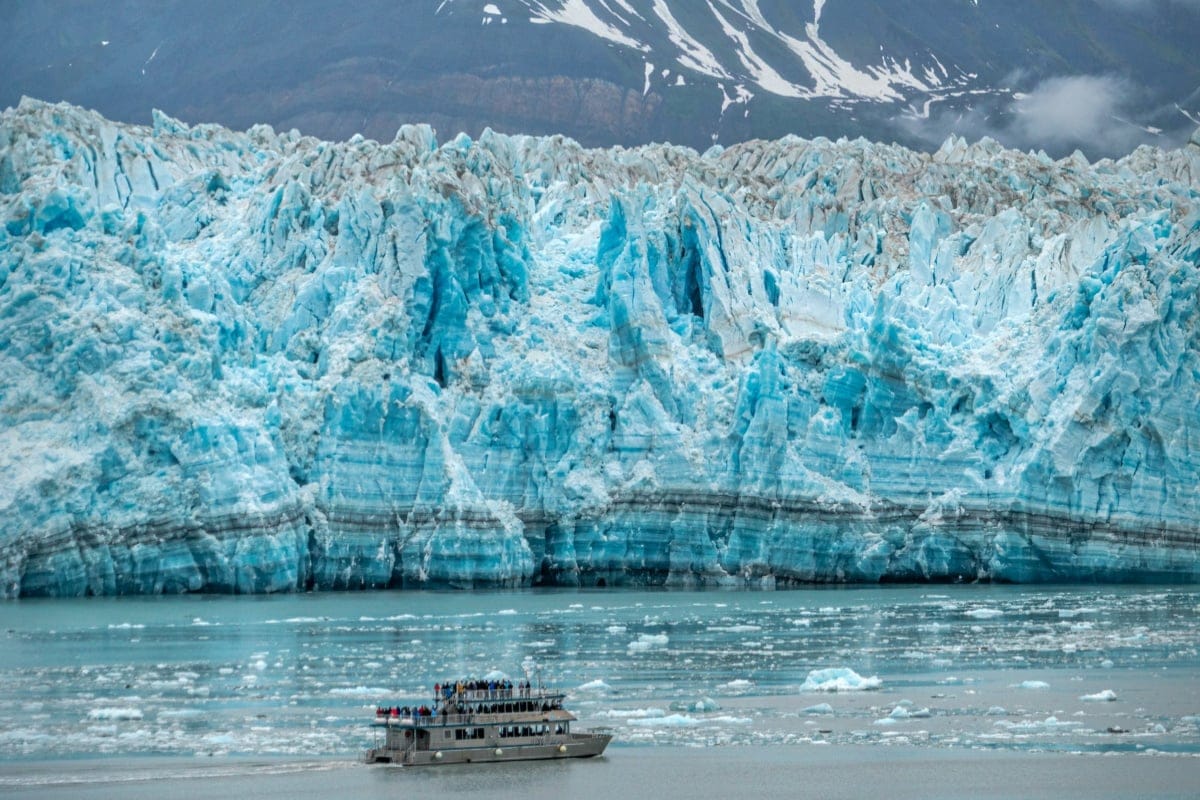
top-left (1, 99), bottom-right (1198, 598)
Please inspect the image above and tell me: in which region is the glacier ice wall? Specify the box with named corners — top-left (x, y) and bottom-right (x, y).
top-left (1, 99), bottom-right (1199, 597)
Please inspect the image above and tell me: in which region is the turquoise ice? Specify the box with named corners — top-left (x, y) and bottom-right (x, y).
top-left (1, 99), bottom-right (1198, 597)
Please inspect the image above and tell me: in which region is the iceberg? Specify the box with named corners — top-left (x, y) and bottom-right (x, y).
top-left (669, 697), bottom-right (721, 712)
top-left (1, 99), bottom-right (1199, 597)
top-left (799, 667), bottom-right (882, 692)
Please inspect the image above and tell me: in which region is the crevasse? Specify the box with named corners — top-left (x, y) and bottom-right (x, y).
top-left (1, 99), bottom-right (1198, 597)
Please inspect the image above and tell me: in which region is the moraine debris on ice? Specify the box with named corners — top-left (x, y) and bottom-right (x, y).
top-left (0, 99), bottom-right (1199, 598)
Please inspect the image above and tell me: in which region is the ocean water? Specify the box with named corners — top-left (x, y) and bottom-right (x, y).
top-left (2, 585), bottom-right (1199, 797)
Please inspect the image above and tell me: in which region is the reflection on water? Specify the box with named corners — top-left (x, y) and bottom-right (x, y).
top-left (1, 586), bottom-right (1198, 759)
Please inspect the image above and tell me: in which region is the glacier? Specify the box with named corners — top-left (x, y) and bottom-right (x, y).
top-left (1, 98), bottom-right (1198, 598)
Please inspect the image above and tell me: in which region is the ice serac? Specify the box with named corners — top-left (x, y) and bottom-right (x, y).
top-left (1, 99), bottom-right (1198, 598)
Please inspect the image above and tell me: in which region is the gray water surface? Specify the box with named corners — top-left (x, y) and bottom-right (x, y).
top-left (1, 585), bottom-right (1198, 788)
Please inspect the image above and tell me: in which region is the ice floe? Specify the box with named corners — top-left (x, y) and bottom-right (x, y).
top-left (800, 668), bottom-right (882, 692)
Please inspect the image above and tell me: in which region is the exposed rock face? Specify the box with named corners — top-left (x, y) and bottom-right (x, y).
top-left (1, 100), bottom-right (1198, 597)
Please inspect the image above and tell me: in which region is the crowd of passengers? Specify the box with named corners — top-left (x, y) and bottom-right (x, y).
top-left (376, 704), bottom-right (436, 718)
top-left (432, 678), bottom-right (539, 700)
top-left (375, 677), bottom-right (563, 719)
top-left (375, 697), bottom-right (564, 719)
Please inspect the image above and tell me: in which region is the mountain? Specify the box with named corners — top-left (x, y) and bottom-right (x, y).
top-left (2, 1), bottom-right (1199, 158)
top-left (1, 99), bottom-right (1198, 597)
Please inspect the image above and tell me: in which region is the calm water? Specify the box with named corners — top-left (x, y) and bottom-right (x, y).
top-left (1, 586), bottom-right (1199, 796)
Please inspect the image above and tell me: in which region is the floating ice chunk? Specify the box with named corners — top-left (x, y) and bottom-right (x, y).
top-left (888, 705), bottom-right (931, 719)
top-left (1012, 680), bottom-right (1050, 690)
top-left (1080, 689), bottom-right (1118, 702)
top-left (329, 686), bottom-right (391, 696)
top-left (964, 608), bottom-right (1004, 619)
top-left (669, 697), bottom-right (721, 712)
top-left (627, 713), bottom-right (750, 728)
top-left (717, 679), bottom-right (754, 693)
top-left (706, 624), bottom-right (761, 632)
top-left (627, 633), bottom-right (668, 652)
top-left (993, 716), bottom-right (1081, 732)
top-left (985, 706), bottom-right (1007, 716)
top-left (87, 707), bottom-right (143, 720)
top-left (158, 709), bottom-right (203, 719)
top-left (578, 679), bottom-right (612, 692)
top-left (803, 703), bottom-right (835, 715)
top-left (596, 707), bottom-right (664, 719)
top-left (628, 713), bottom-right (702, 728)
top-left (800, 668), bottom-right (882, 692)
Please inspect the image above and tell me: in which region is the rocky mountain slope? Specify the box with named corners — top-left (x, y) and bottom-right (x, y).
top-left (4, 1), bottom-right (1199, 157)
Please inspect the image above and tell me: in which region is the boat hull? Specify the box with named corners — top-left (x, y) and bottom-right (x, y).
top-left (366, 732), bottom-right (611, 766)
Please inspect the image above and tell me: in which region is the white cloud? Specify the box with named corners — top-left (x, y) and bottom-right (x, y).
top-left (899, 73), bottom-right (1193, 158)
top-left (1009, 74), bottom-right (1143, 153)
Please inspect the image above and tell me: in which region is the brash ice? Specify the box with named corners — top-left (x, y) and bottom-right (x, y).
top-left (1, 100), bottom-right (1198, 597)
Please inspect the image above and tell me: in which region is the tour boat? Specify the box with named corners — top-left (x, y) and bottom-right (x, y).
top-left (365, 679), bottom-right (612, 766)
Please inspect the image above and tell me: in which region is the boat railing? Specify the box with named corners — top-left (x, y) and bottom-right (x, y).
top-left (377, 707), bottom-right (563, 727)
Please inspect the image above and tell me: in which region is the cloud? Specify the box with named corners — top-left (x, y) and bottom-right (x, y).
top-left (898, 73), bottom-right (1194, 159)
top-left (1008, 75), bottom-right (1144, 154)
